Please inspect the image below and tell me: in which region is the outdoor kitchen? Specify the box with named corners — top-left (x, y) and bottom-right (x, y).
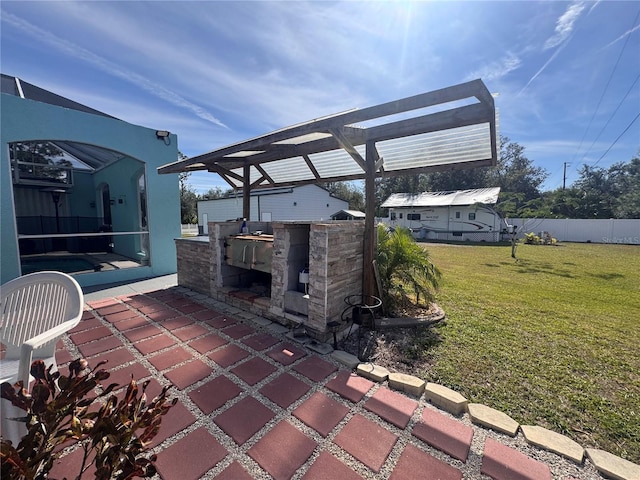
top-left (176, 219), bottom-right (365, 339)
top-left (166, 80), bottom-right (497, 342)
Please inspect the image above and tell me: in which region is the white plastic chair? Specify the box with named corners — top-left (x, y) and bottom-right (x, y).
top-left (1, 271), bottom-right (83, 444)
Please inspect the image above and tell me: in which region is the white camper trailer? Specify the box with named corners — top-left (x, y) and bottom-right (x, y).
top-left (382, 187), bottom-right (505, 242)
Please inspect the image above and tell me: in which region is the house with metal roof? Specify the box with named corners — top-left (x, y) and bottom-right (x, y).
top-left (1, 74), bottom-right (180, 286)
top-left (197, 184), bottom-right (348, 234)
top-left (330, 209), bottom-right (366, 221)
top-left (381, 187), bottom-right (505, 242)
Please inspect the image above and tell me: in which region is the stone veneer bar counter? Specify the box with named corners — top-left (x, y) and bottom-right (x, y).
top-left (175, 220), bottom-right (364, 339)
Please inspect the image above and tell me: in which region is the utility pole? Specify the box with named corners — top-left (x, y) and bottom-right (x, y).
top-left (563, 162), bottom-right (570, 190)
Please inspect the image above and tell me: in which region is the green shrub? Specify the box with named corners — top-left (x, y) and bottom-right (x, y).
top-left (376, 224), bottom-right (441, 312)
top-left (1, 359), bottom-right (176, 480)
top-left (523, 232), bottom-right (557, 245)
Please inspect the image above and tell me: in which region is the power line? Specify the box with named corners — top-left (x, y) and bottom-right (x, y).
top-left (593, 111), bottom-right (640, 167)
top-left (582, 74), bottom-right (640, 161)
top-left (568, 7), bottom-right (640, 178)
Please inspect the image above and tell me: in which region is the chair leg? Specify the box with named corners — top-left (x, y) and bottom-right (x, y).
top-left (1, 398), bottom-right (27, 447)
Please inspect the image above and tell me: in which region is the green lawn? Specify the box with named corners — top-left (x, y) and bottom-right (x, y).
top-left (417, 242), bottom-right (640, 463)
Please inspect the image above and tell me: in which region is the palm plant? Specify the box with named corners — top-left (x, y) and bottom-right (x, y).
top-left (376, 224), bottom-right (441, 312)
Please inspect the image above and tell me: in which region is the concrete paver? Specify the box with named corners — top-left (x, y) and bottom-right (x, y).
top-left (468, 403), bottom-right (519, 436)
top-left (425, 382), bottom-right (468, 415)
top-left (586, 448), bottom-right (640, 480)
top-left (48, 281), bottom-right (639, 479)
top-left (248, 421), bottom-right (317, 480)
top-left (413, 407), bottom-right (474, 462)
top-left (521, 424), bottom-right (584, 464)
top-left (154, 427), bottom-right (227, 480)
top-left (333, 414), bottom-right (399, 473)
top-left (388, 372), bottom-right (426, 397)
top-left (293, 391), bottom-right (350, 437)
top-left (481, 437), bottom-right (552, 480)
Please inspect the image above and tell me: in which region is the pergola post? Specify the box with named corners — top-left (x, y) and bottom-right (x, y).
top-left (243, 162), bottom-right (251, 220)
top-left (363, 141), bottom-right (377, 300)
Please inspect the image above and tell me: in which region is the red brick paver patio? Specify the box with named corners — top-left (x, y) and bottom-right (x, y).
top-left (42, 286), bottom-right (609, 479)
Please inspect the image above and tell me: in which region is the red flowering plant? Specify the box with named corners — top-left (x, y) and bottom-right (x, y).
top-left (0, 359), bottom-right (176, 480)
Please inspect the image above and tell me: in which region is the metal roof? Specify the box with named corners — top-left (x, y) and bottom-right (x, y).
top-left (158, 78), bottom-right (498, 300)
top-left (3, 74), bottom-right (129, 173)
top-left (1, 74), bottom-right (116, 119)
top-left (332, 209), bottom-right (366, 218)
top-left (158, 79), bottom-right (498, 188)
top-left (381, 187), bottom-right (501, 208)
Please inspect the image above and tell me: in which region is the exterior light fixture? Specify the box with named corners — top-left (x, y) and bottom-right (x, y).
top-left (155, 130), bottom-right (170, 138)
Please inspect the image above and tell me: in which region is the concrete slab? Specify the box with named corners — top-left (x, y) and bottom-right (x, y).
top-left (586, 448), bottom-right (640, 480)
top-left (467, 403), bottom-right (519, 437)
top-left (521, 425), bottom-right (584, 464)
top-left (266, 322), bottom-right (290, 335)
top-left (331, 350), bottom-right (360, 369)
top-left (250, 316), bottom-right (272, 327)
top-left (306, 341), bottom-right (333, 355)
top-left (285, 331), bottom-right (313, 345)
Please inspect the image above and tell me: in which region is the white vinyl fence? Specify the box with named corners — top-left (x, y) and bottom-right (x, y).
top-left (509, 218), bottom-right (640, 245)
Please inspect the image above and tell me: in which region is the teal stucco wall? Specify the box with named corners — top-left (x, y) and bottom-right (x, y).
top-left (1, 93), bottom-right (180, 286)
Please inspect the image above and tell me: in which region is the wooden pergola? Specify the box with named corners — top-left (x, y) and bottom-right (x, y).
top-left (158, 79), bottom-right (498, 299)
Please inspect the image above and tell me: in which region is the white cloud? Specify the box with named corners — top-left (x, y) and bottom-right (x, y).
top-left (519, 2), bottom-right (588, 96)
top-left (467, 52), bottom-right (522, 81)
top-left (544, 1), bottom-right (585, 50)
top-left (0, 9), bottom-right (228, 129)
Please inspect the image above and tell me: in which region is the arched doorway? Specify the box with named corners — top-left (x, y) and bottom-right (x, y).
top-left (10, 140), bottom-right (150, 275)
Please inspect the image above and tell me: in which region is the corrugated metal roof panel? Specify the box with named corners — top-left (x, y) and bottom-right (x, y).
top-left (381, 187), bottom-right (501, 207)
top-left (158, 79), bottom-right (499, 189)
top-left (378, 123), bottom-right (493, 172)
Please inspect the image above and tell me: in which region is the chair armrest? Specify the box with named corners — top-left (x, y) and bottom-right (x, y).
top-left (17, 318), bottom-right (81, 387)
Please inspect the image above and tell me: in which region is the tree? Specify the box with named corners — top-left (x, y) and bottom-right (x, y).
top-left (571, 164), bottom-right (616, 218)
top-left (10, 141), bottom-right (73, 184)
top-left (565, 156), bottom-right (640, 219)
top-left (201, 186), bottom-right (226, 200)
top-left (610, 156), bottom-right (640, 218)
top-left (423, 167), bottom-right (490, 192)
top-left (374, 137), bottom-right (549, 218)
top-left (179, 171), bottom-right (198, 225)
top-left (491, 137), bottom-right (548, 202)
top-left (177, 152), bottom-right (199, 224)
top-left (323, 181), bottom-right (365, 211)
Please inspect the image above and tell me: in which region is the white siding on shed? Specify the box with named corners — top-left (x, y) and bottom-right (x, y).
top-left (197, 184), bottom-right (348, 226)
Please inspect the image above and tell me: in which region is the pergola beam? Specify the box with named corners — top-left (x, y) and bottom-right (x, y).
top-left (158, 79), bottom-right (498, 300)
top-left (329, 127), bottom-right (367, 171)
top-left (157, 79), bottom-right (495, 175)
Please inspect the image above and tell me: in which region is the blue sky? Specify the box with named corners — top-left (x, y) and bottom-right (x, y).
top-left (2, 1), bottom-right (638, 194)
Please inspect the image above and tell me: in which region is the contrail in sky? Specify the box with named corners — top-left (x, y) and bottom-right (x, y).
top-left (519, 2), bottom-right (585, 96)
top-left (1, 10), bottom-right (228, 129)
